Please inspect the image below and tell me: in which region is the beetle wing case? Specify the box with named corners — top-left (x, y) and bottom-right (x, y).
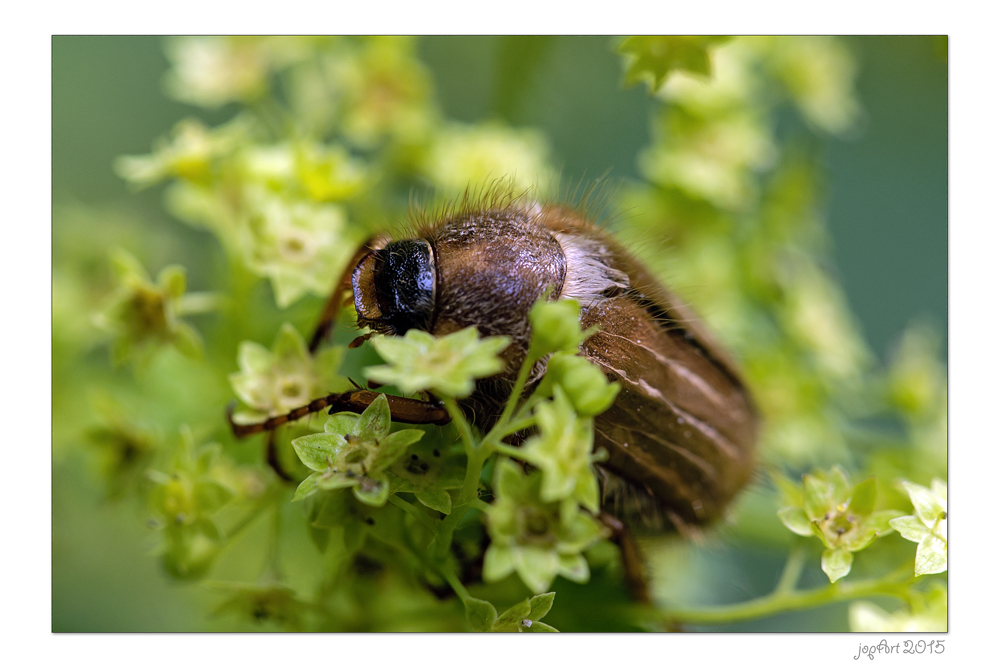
top-left (535, 205), bottom-right (758, 530)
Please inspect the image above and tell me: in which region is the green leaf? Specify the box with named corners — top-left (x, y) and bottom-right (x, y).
top-left (915, 534), bottom-right (947, 575)
top-left (525, 621), bottom-right (558, 632)
top-left (325, 413), bottom-right (358, 435)
top-left (292, 433), bottom-right (338, 472)
top-left (864, 509), bottom-right (904, 535)
top-left (828, 466), bottom-right (852, 506)
top-left (848, 477), bottom-right (877, 516)
top-left (802, 474), bottom-right (829, 521)
top-left (354, 393), bottom-right (391, 441)
top-left (526, 592), bottom-right (556, 621)
top-left (558, 553), bottom-right (590, 583)
top-left (415, 489), bottom-right (452, 514)
top-left (273, 322), bottom-right (310, 364)
top-left (492, 598), bottom-right (533, 632)
top-left (889, 515), bottom-right (929, 543)
top-left (316, 471), bottom-right (357, 491)
top-left (482, 545), bottom-right (516, 583)
top-left (777, 506), bottom-right (813, 536)
top-left (618, 36), bottom-right (730, 90)
top-left (900, 480), bottom-right (946, 526)
top-left (158, 265), bottom-right (187, 298)
top-left (515, 546), bottom-right (560, 594)
top-left (291, 472), bottom-right (322, 502)
top-left (371, 428), bottom-right (424, 471)
top-left (491, 593), bottom-right (556, 633)
top-left (821, 548), bottom-right (853, 583)
top-left (464, 597), bottom-right (498, 632)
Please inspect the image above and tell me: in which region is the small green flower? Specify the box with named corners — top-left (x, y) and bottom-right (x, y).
top-left (229, 322), bottom-right (348, 423)
top-left (115, 116), bottom-right (250, 187)
top-left (366, 327), bottom-right (510, 399)
top-left (146, 430), bottom-right (242, 580)
top-left (514, 387), bottom-right (603, 512)
top-left (890, 479), bottom-right (947, 576)
top-left (291, 394), bottom-right (424, 507)
top-left (93, 249), bottom-right (212, 368)
top-left (777, 466), bottom-right (902, 582)
top-left (849, 583), bottom-right (946, 632)
top-left (240, 188), bottom-right (358, 308)
top-left (483, 459), bottom-right (608, 594)
top-left (619, 36), bottom-right (731, 91)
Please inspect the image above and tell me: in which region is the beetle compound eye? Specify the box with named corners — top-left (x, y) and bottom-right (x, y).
top-left (371, 239), bottom-right (436, 335)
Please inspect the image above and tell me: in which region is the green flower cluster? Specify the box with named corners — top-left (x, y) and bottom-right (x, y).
top-left (291, 394), bottom-right (425, 507)
top-left (145, 429), bottom-right (265, 580)
top-left (229, 323), bottom-right (349, 422)
top-left (93, 249), bottom-right (216, 369)
top-left (778, 466), bottom-right (902, 582)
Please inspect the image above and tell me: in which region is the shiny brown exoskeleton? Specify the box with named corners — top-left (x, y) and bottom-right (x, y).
top-left (230, 191), bottom-right (758, 595)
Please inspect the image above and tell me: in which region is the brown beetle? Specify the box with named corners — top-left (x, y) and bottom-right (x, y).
top-left (230, 188), bottom-right (758, 595)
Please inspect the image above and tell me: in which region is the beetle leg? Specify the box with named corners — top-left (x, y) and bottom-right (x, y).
top-left (264, 430), bottom-right (294, 482)
top-left (227, 389), bottom-right (451, 439)
top-left (598, 511), bottom-right (651, 604)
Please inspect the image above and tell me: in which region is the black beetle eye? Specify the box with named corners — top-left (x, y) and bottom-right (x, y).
top-left (372, 239), bottom-right (435, 334)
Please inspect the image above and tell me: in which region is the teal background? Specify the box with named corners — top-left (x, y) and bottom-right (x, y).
top-left (52, 36), bottom-right (947, 631)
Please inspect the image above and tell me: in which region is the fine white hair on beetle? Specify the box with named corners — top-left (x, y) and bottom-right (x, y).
top-left (552, 231), bottom-right (630, 305)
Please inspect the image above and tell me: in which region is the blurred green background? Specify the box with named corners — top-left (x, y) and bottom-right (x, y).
top-left (52, 36), bottom-right (946, 631)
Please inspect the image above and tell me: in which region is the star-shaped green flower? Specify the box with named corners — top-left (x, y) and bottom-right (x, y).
top-left (291, 394), bottom-right (424, 506)
top-left (366, 327), bottom-right (510, 399)
top-left (229, 322), bottom-right (349, 422)
top-left (93, 249), bottom-right (215, 369)
top-left (483, 459), bottom-right (608, 594)
top-left (619, 36), bottom-right (731, 91)
top-left (240, 188), bottom-right (358, 308)
top-left (777, 466), bottom-right (902, 582)
top-left (889, 479), bottom-right (947, 576)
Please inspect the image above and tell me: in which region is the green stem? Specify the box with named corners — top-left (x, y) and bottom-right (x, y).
top-left (469, 498), bottom-right (492, 513)
top-left (389, 495), bottom-right (438, 533)
top-left (774, 542), bottom-right (807, 594)
top-left (440, 566), bottom-right (472, 602)
top-left (661, 571), bottom-right (918, 626)
top-left (443, 398), bottom-right (476, 456)
top-left (493, 352), bottom-right (537, 435)
top-left (492, 442), bottom-right (522, 459)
